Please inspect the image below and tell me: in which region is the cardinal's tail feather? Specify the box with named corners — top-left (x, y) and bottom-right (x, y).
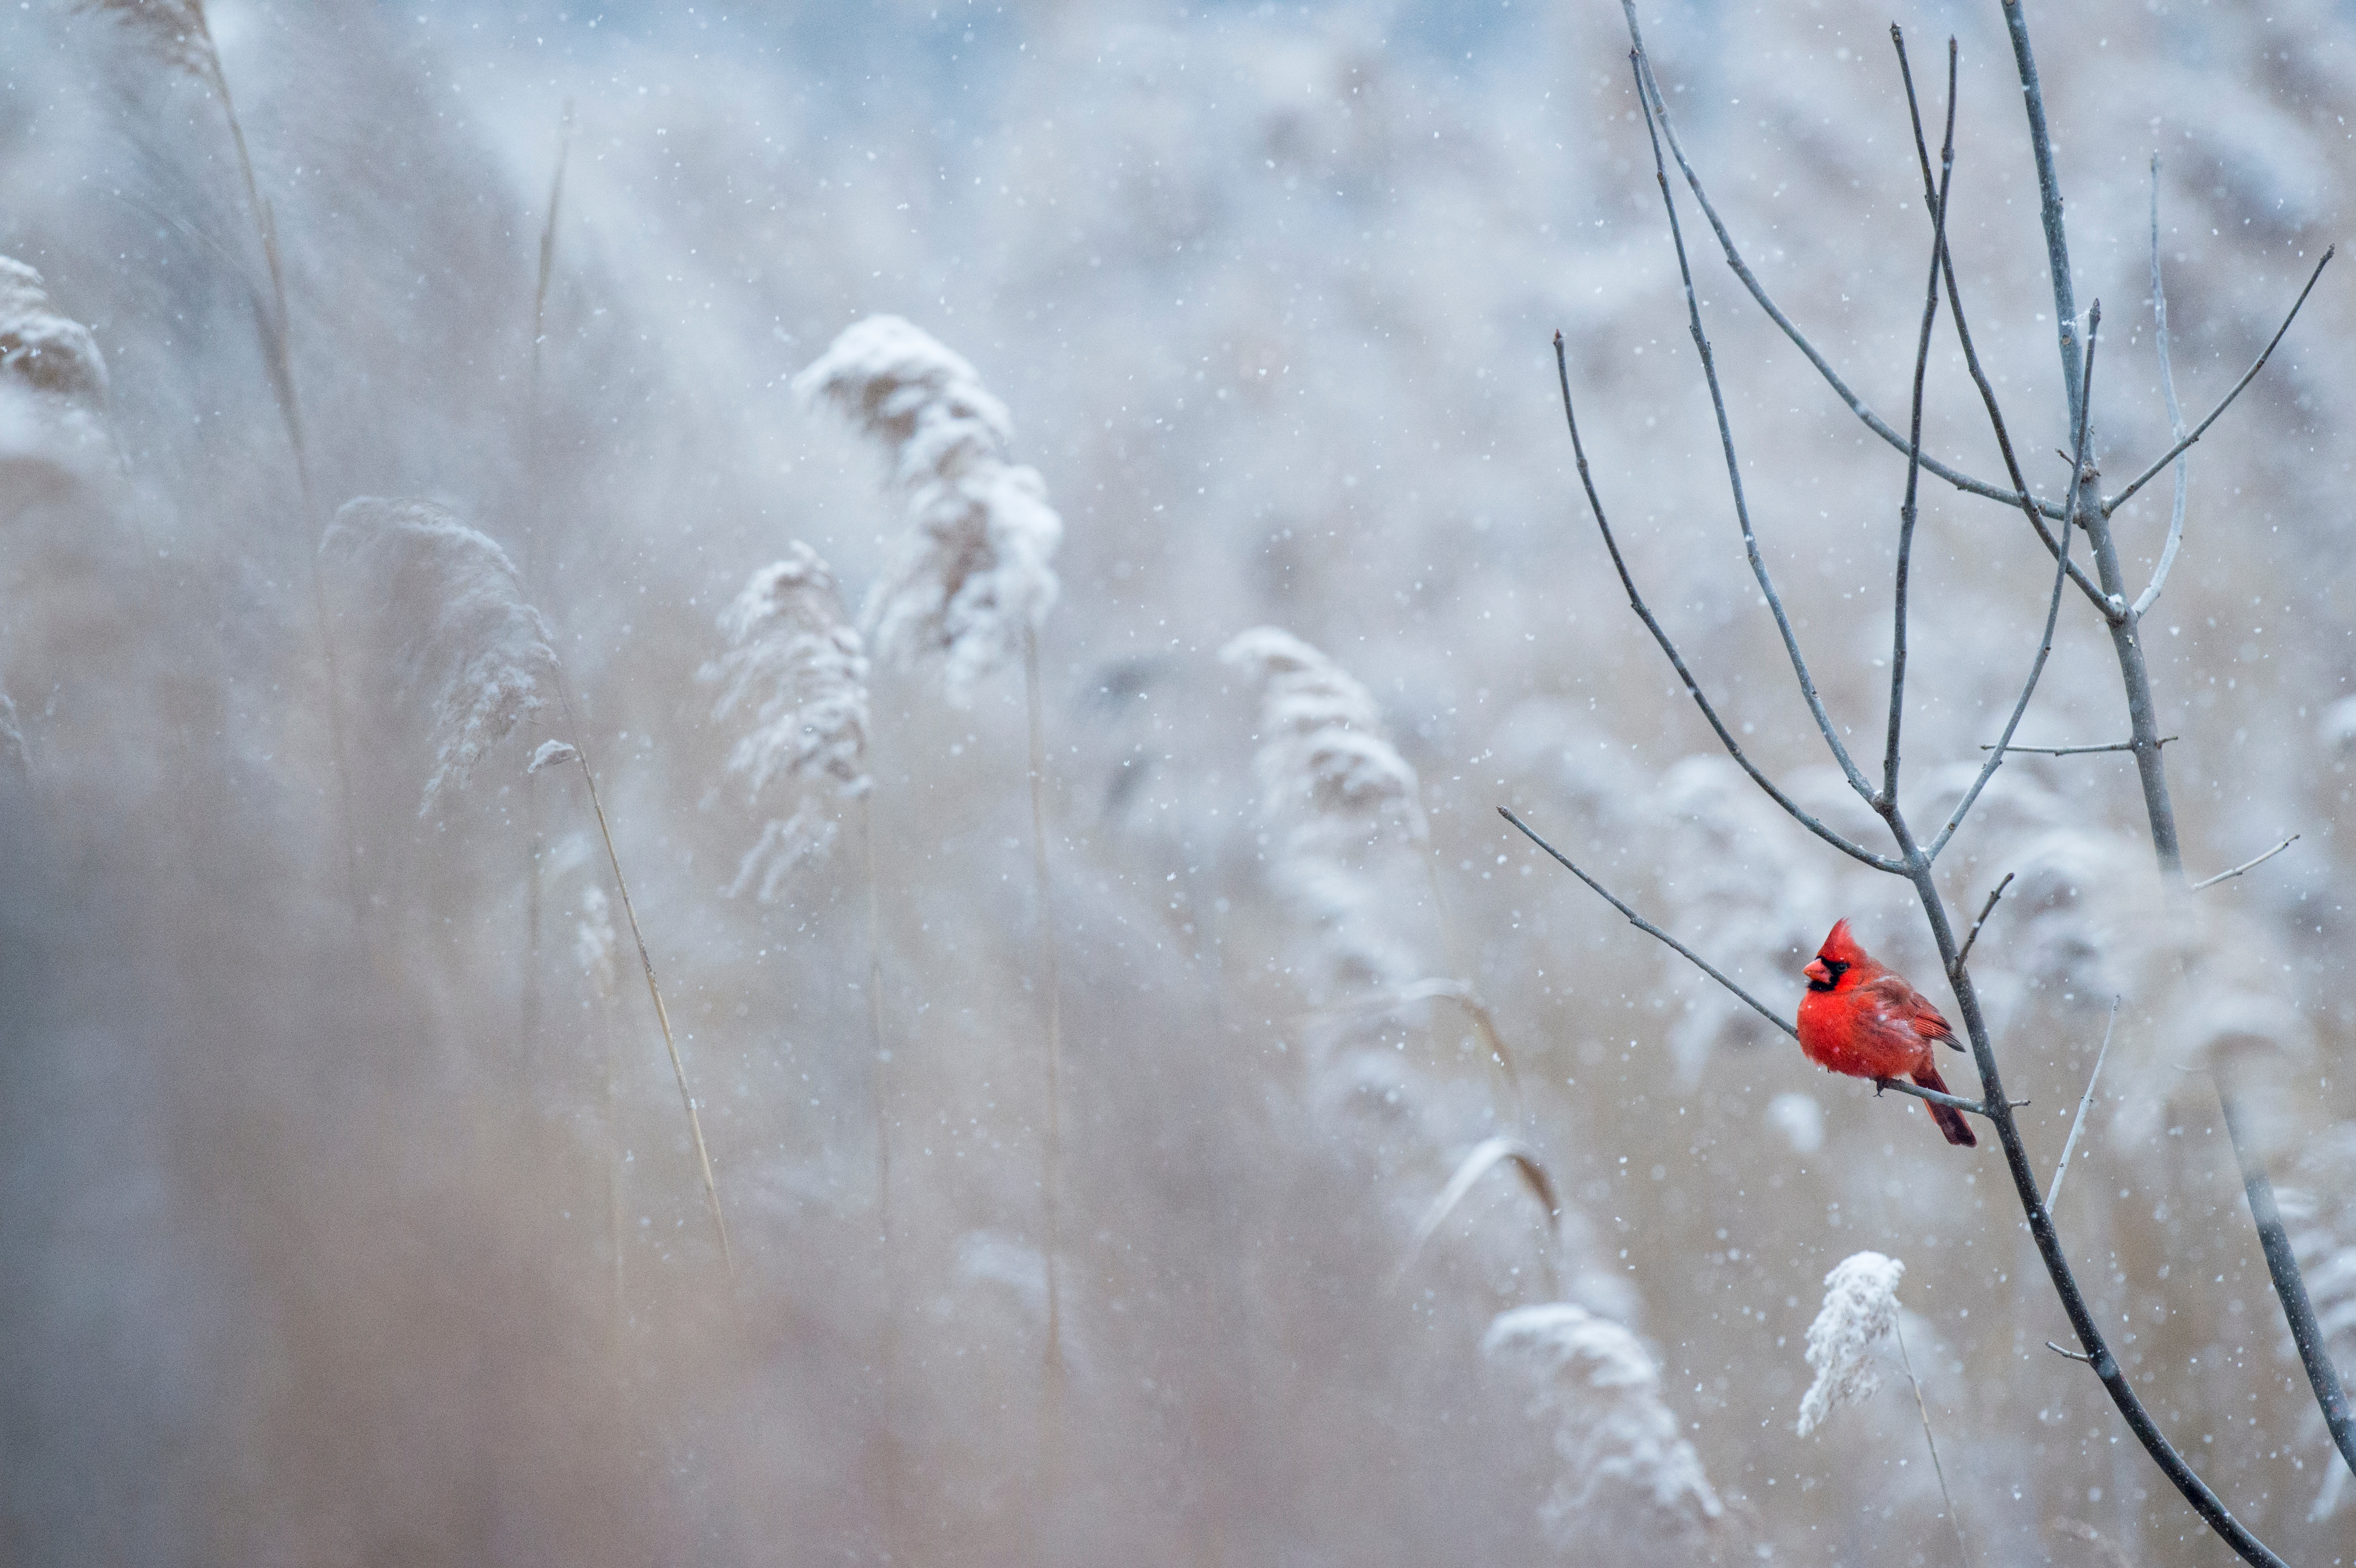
top-left (1912, 1064), bottom-right (1978, 1148)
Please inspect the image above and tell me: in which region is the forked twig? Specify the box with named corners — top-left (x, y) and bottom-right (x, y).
top-left (2045, 998), bottom-right (2119, 1215)
top-left (1891, 27), bottom-right (2107, 610)
top-left (1619, 2), bottom-right (2059, 520)
top-left (2191, 834), bottom-right (2299, 892)
top-left (1551, 336), bottom-right (1896, 873)
top-left (2103, 248), bottom-right (2335, 516)
top-left (1923, 311), bottom-right (2099, 863)
top-left (1627, 48), bottom-right (1878, 810)
top-left (1952, 872), bottom-right (2013, 973)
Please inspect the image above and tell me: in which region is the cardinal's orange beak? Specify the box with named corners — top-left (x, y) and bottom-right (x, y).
top-left (1803, 957), bottom-right (1831, 984)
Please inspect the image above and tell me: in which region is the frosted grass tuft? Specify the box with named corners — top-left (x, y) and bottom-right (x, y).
top-left (320, 497), bottom-right (558, 813)
top-left (74, 0), bottom-right (218, 79)
top-left (700, 543), bottom-right (871, 901)
top-left (1223, 626), bottom-right (1426, 989)
top-left (1484, 1303), bottom-right (1724, 1546)
top-left (794, 316), bottom-right (1060, 701)
top-left (1797, 1250), bottom-right (1904, 1436)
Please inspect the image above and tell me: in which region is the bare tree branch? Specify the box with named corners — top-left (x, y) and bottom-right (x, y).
top-left (1996, 8), bottom-right (2285, 1557)
top-left (2103, 247), bottom-right (2334, 517)
top-left (1880, 36), bottom-right (1958, 812)
top-left (1978, 737), bottom-right (2174, 756)
top-left (1616, 3), bottom-right (2062, 519)
top-left (1627, 50), bottom-right (1881, 809)
top-left (2131, 155), bottom-right (2189, 619)
top-left (1551, 336), bottom-right (1898, 872)
top-left (2190, 834), bottom-right (2299, 891)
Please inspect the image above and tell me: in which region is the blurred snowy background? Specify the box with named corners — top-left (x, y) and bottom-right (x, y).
top-left (3, 0), bottom-right (2355, 1562)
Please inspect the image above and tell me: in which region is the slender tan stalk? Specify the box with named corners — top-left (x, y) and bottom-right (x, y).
top-left (519, 105), bottom-right (572, 1053)
top-left (556, 678), bottom-right (734, 1277)
top-left (863, 793), bottom-right (904, 1551)
top-left (1894, 1318), bottom-right (1970, 1568)
top-left (1024, 626), bottom-right (1065, 1377)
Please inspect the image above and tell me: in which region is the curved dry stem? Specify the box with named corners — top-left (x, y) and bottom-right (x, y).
top-left (1398, 1134), bottom-right (1562, 1299)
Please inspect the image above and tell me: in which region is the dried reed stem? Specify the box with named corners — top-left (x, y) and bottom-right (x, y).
top-left (1894, 1317), bottom-right (1971, 1568)
top-left (557, 678), bottom-right (734, 1278)
top-left (1025, 626), bottom-right (1065, 1379)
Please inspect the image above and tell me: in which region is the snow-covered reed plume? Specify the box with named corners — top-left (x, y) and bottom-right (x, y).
top-left (0, 257), bottom-right (109, 475)
top-left (1483, 1303), bottom-right (1724, 1549)
top-left (700, 543), bottom-right (872, 901)
top-left (794, 316), bottom-right (1061, 701)
top-left (1797, 1251), bottom-right (1905, 1436)
top-left (1223, 626), bottom-right (1428, 991)
top-left (74, 0), bottom-right (219, 79)
top-left (319, 498), bottom-right (558, 813)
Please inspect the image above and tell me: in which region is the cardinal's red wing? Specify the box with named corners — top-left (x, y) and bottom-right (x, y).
top-left (1863, 972), bottom-right (1956, 1044)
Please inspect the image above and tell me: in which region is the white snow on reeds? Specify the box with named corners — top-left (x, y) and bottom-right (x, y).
top-left (1484, 1303), bottom-right (1724, 1547)
top-left (0, 256), bottom-right (110, 475)
top-left (1223, 626), bottom-right (1427, 990)
top-left (699, 542), bottom-right (871, 901)
top-left (1797, 1251), bottom-right (1904, 1436)
top-left (319, 497), bottom-right (558, 812)
top-left (574, 883), bottom-right (618, 1002)
top-left (75, 0), bottom-right (219, 79)
top-left (793, 316), bottom-right (1060, 701)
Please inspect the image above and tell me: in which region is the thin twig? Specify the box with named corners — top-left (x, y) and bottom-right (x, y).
top-left (1978, 737), bottom-right (2174, 757)
top-left (1952, 872), bottom-right (2013, 973)
top-left (1619, 4), bottom-right (2060, 520)
top-left (1551, 335), bottom-right (1897, 872)
top-left (1499, 806), bottom-right (1796, 1040)
top-left (1895, 1315), bottom-right (1972, 1568)
top-left (2046, 1341), bottom-right (2096, 1364)
top-left (1627, 49), bottom-right (1877, 809)
top-left (2190, 834), bottom-right (2299, 891)
top-left (1924, 312), bottom-right (2099, 863)
top-left (2132, 155), bottom-right (2189, 618)
top-left (1879, 34), bottom-right (1958, 813)
top-left (2103, 248), bottom-right (2334, 516)
top-left (2045, 998), bottom-right (2119, 1215)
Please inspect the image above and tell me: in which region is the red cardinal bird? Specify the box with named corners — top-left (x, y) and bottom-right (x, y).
top-left (1796, 919), bottom-right (1977, 1147)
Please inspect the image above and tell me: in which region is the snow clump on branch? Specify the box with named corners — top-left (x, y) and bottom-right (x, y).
top-left (700, 542), bottom-right (872, 901)
top-left (320, 497), bottom-right (558, 813)
top-left (1483, 1303), bottom-right (1724, 1549)
top-left (1796, 1250), bottom-right (1905, 1436)
top-left (794, 316), bottom-right (1060, 702)
top-left (0, 256), bottom-right (110, 477)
